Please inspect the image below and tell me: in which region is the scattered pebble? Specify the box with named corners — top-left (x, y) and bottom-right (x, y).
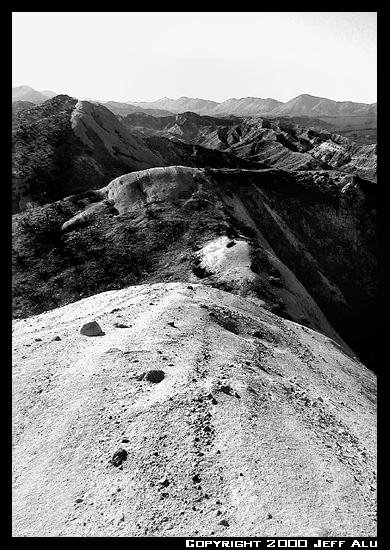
top-left (114, 323), bottom-right (130, 329)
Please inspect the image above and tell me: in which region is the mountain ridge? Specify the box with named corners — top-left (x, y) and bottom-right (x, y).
top-left (13, 86), bottom-right (377, 118)
top-left (126, 93), bottom-right (376, 118)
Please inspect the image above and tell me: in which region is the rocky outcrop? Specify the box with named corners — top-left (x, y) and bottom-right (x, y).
top-left (12, 282), bottom-right (376, 536)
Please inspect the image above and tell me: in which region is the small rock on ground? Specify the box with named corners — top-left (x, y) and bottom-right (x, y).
top-left (80, 321), bottom-right (104, 337)
top-left (110, 448), bottom-right (128, 467)
top-left (144, 370), bottom-right (165, 383)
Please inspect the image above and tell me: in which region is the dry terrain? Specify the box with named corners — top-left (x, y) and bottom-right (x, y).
top-left (12, 283), bottom-right (376, 537)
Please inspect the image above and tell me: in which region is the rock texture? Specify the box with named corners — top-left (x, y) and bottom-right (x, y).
top-left (12, 282), bottom-right (376, 537)
top-left (12, 166), bottom-right (377, 371)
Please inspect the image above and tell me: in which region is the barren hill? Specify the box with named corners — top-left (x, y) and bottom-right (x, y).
top-left (12, 282), bottom-right (376, 537)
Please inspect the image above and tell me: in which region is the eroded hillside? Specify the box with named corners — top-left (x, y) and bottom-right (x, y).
top-left (121, 113), bottom-right (377, 181)
top-left (12, 97), bottom-right (260, 213)
top-left (11, 95), bottom-right (163, 212)
top-left (12, 166), bottom-right (377, 371)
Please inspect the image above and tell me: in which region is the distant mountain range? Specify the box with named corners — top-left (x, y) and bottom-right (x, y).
top-left (117, 94), bottom-right (377, 118)
top-left (12, 86), bottom-right (377, 119)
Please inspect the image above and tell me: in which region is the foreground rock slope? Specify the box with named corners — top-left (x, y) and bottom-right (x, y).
top-left (12, 282), bottom-right (376, 537)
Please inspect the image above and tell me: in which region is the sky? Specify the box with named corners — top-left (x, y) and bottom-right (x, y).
top-left (12, 12), bottom-right (377, 104)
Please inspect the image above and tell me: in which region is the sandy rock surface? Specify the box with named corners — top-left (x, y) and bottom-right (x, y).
top-left (12, 282), bottom-right (376, 537)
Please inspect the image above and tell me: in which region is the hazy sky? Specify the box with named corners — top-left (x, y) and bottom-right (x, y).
top-left (12, 12), bottom-right (377, 103)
